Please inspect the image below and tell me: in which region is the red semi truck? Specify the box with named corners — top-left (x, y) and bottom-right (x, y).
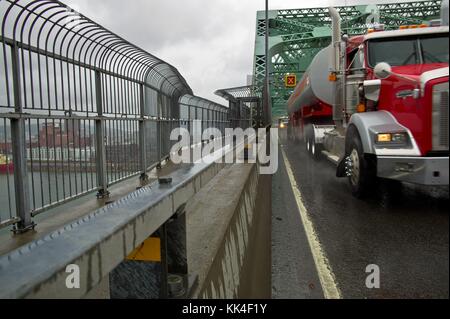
top-left (287, 3), bottom-right (449, 197)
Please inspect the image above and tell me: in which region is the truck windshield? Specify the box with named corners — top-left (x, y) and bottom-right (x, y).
top-left (368, 34), bottom-right (449, 67)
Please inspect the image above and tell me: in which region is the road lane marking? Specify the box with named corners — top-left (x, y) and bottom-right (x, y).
top-left (281, 147), bottom-right (342, 299)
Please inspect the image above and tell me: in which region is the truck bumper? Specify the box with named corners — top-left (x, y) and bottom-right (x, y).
top-left (377, 156), bottom-right (449, 185)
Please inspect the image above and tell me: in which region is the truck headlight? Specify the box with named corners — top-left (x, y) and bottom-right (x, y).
top-left (376, 132), bottom-right (408, 144)
top-left (377, 133), bottom-right (392, 143)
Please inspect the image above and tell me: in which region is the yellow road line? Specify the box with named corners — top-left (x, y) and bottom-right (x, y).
top-left (281, 147), bottom-right (342, 299)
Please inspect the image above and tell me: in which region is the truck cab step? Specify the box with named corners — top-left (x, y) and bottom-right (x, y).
top-left (321, 150), bottom-right (340, 165)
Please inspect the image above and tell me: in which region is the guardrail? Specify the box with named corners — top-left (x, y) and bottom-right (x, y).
top-left (0, 0), bottom-right (250, 232)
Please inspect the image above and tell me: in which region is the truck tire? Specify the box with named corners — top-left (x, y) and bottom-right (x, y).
top-left (305, 125), bottom-right (312, 153)
top-left (305, 125), bottom-right (321, 160)
top-left (346, 129), bottom-right (376, 198)
top-left (311, 137), bottom-right (322, 161)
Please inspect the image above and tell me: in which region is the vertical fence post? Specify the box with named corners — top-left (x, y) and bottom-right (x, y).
top-left (139, 84), bottom-right (148, 180)
top-left (209, 108), bottom-right (212, 130)
top-left (195, 106), bottom-right (198, 125)
top-left (195, 106), bottom-right (198, 143)
top-left (170, 97), bottom-right (178, 156)
top-left (95, 71), bottom-right (109, 198)
top-left (228, 101), bottom-right (233, 129)
top-left (10, 44), bottom-right (33, 233)
top-left (238, 101), bottom-right (242, 129)
top-left (221, 111), bottom-right (223, 135)
top-left (233, 101), bottom-right (237, 129)
top-left (156, 93), bottom-right (162, 168)
top-left (188, 104), bottom-right (191, 142)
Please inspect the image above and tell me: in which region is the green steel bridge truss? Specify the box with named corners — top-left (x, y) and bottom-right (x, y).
top-left (252, 1), bottom-right (443, 120)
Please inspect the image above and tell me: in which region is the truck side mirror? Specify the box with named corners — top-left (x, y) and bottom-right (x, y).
top-left (374, 62), bottom-right (392, 79)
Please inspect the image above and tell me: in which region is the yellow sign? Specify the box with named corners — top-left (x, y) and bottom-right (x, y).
top-left (285, 74), bottom-right (297, 88)
top-left (126, 237), bottom-right (161, 262)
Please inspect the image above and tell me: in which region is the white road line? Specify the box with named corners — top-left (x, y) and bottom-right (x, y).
top-left (281, 146), bottom-right (342, 299)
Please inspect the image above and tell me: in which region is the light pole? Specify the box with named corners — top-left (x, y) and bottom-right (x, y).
top-left (264, 0), bottom-right (271, 127)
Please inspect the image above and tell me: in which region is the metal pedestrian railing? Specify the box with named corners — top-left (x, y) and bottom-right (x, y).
top-left (0, 0), bottom-right (247, 232)
top-left (215, 85), bottom-right (261, 128)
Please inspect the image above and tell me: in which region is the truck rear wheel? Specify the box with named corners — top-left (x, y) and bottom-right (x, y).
top-left (311, 137), bottom-right (322, 160)
top-left (305, 125), bottom-right (321, 160)
top-left (305, 125), bottom-right (312, 153)
top-left (346, 130), bottom-right (376, 198)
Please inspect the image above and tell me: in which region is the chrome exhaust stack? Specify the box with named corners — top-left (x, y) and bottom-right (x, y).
top-left (329, 7), bottom-right (344, 128)
top-left (329, 7), bottom-right (342, 73)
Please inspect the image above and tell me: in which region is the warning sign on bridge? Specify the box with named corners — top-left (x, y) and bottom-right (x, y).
top-left (285, 74), bottom-right (297, 88)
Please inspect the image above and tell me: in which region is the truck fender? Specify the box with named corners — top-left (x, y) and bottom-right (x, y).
top-left (347, 111), bottom-right (408, 154)
top-left (337, 111), bottom-right (419, 178)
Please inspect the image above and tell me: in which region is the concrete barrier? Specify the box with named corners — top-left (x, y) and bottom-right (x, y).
top-left (187, 163), bottom-right (271, 298)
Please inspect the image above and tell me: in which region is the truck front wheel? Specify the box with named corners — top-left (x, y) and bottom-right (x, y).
top-left (346, 131), bottom-right (376, 198)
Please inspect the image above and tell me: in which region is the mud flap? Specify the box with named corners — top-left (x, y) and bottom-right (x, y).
top-left (336, 157), bottom-right (347, 177)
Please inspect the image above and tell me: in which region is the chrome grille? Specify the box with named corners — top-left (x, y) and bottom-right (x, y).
top-left (432, 82), bottom-right (449, 151)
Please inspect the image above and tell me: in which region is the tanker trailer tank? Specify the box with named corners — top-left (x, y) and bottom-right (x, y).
top-left (287, 46), bottom-right (335, 115)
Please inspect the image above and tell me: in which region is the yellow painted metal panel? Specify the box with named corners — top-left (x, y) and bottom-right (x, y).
top-left (126, 237), bottom-right (161, 262)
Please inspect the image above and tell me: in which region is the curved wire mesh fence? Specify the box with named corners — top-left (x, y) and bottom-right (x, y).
top-left (0, 0), bottom-right (238, 231)
top-left (179, 95), bottom-right (229, 139)
top-left (215, 85), bottom-right (259, 128)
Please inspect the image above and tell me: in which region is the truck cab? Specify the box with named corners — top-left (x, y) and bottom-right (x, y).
top-left (343, 26), bottom-right (449, 192)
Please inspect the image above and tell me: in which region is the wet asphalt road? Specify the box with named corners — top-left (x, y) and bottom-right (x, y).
top-left (272, 131), bottom-right (449, 299)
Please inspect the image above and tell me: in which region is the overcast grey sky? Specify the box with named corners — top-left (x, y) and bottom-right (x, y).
top-left (64, 0), bottom-right (422, 104)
